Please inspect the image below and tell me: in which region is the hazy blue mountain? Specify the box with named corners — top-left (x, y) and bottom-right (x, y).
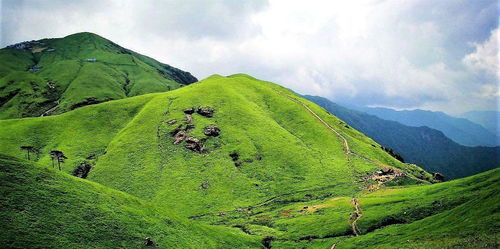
top-left (462, 110), bottom-right (499, 136)
top-left (342, 105), bottom-right (498, 147)
top-left (305, 95), bottom-right (499, 179)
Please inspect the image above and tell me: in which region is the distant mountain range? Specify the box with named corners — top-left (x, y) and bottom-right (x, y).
top-left (306, 95), bottom-right (499, 179)
top-left (344, 105), bottom-right (498, 147)
top-left (462, 110), bottom-right (499, 136)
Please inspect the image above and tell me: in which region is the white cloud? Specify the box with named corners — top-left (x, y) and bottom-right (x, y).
top-left (463, 28), bottom-right (499, 77)
top-left (0, 0), bottom-right (498, 114)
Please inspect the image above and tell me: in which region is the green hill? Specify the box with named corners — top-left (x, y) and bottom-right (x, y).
top-left (0, 155), bottom-right (259, 249)
top-left (0, 74), bottom-right (435, 216)
top-left (0, 32), bottom-right (196, 119)
top-left (305, 95), bottom-right (500, 179)
top-left (1, 73), bottom-right (498, 248)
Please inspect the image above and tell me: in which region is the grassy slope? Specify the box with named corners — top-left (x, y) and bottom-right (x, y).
top-left (0, 74), bottom-right (431, 216)
top-left (1, 74), bottom-right (497, 248)
top-left (306, 95), bottom-right (500, 179)
top-left (0, 32), bottom-right (197, 119)
top-left (0, 155), bottom-right (260, 249)
top-left (269, 168), bottom-right (499, 248)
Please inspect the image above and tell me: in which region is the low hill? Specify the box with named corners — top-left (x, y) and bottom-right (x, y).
top-left (0, 32), bottom-right (197, 119)
top-left (305, 95), bottom-right (499, 179)
top-left (0, 155), bottom-right (260, 249)
top-left (347, 105), bottom-right (498, 147)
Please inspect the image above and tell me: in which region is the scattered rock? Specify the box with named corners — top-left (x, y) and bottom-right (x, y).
top-left (173, 130), bottom-right (187, 144)
top-left (229, 152), bottom-right (242, 166)
top-left (72, 161), bottom-right (92, 179)
top-left (433, 172), bottom-right (445, 181)
top-left (185, 137), bottom-right (205, 153)
top-left (185, 123), bottom-right (195, 131)
top-left (381, 167), bottom-right (394, 175)
top-left (170, 125), bottom-right (183, 136)
top-left (185, 136), bottom-right (200, 144)
top-left (196, 106), bottom-right (215, 117)
top-left (185, 114), bottom-right (193, 123)
top-left (166, 119), bottom-right (177, 126)
top-left (200, 180), bottom-right (210, 189)
top-left (183, 107), bottom-right (195, 114)
top-left (203, 125), bottom-right (220, 137)
top-left (229, 152), bottom-right (239, 161)
top-left (144, 237), bottom-right (157, 247)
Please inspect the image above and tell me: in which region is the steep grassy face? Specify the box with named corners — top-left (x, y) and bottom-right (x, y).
top-left (0, 74), bottom-right (433, 218)
top-left (0, 32), bottom-right (197, 119)
top-left (0, 155), bottom-right (260, 249)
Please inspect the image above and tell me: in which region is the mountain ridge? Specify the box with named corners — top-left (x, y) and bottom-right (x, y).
top-left (0, 32), bottom-right (197, 119)
top-left (344, 104), bottom-right (498, 147)
top-left (305, 95), bottom-right (499, 179)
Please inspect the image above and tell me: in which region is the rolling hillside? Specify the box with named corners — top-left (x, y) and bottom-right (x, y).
top-left (0, 32), bottom-right (197, 119)
top-left (306, 95), bottom-right (500, 179)
top-left (0, 155), bottom-right (259, 249)
top-left (0, 74), bottom-right (498, 248)
top-left (0, 74), bottom-right (434, 217)
top-left (347, 105), bottom-right (498, 146)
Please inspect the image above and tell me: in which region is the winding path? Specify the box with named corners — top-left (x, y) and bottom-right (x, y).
top-left (277, 91), bottom-right (394, 172)
top-left (350, 198), bottom-right (363, 236)
top-left (278, 92), bottom-right (350, 153)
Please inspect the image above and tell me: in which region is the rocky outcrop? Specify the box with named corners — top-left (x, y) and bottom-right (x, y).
top-left (204, 125), bottom-right (220, 137)
top-left (72, 161), bottom-right (92, 179)
top-left (167, 106), bottom-right (219, 154)
top-left (185, 137), bottom-right (205, 153)
top-left (183, 108), bottom-right (195, 114)
top-left (196, 106), bottom-right (215, 117)
top-left (166, 119), bottom-right (177, 126)
top-left (144, 237), bottom-right (157, 247)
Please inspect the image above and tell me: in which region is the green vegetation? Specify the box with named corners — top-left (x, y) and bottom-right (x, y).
top-left (0, 155), bottom-right (260, 249)
top-left (0, 32), bottom-right (196, 119)
top-left (0, 34), bottom-right (497, 248)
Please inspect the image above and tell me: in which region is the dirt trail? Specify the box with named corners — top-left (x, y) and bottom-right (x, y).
top-left (278, 91), bottom-right (396, 172)
top-left (40, 101), bottom-right (59, 117)
top-left (350, 198), bottom-right (363, 236)
top-left (278, 93), bottom-right (351, 153)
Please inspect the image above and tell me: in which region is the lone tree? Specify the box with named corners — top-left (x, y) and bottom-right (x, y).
top-left (49, 150), bottom-right (67, 171)
top-left (20, 146), bottom-right (38, 160)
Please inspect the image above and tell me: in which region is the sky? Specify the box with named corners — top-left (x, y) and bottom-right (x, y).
top-left (1, 0), bottom-right (498, 114)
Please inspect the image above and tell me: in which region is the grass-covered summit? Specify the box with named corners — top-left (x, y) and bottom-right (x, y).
top-left (0, 32), bottom-right (197, 119)
top-left (1, 73), bottom-right (497, 248)
top-left (0, 74), bottom-right (435, 215)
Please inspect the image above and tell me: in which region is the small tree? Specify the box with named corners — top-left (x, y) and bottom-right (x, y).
top-left (49, 150), bottom-right (67, 171)
top-left (20, 146), bottom-right (38, 160)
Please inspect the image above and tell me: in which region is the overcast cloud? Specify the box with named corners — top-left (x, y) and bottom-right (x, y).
top-left (1, 0), bottom-right (498, 114)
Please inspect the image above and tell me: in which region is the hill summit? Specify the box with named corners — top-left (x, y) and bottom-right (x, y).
top-left (0, 32), bottom-right (197, 119)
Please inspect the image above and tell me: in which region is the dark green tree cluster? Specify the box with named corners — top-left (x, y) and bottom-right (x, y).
top-left (49, 150), bottom-right (68, 171)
